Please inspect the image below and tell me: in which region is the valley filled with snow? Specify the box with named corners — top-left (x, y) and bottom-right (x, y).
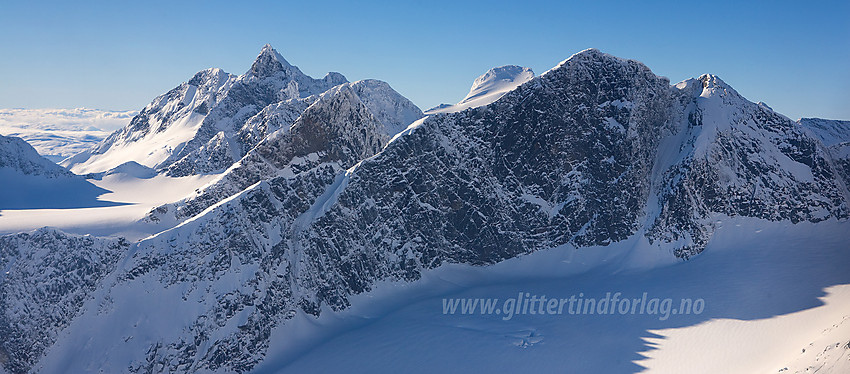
top-left (0, 171), bottom-right (218, 240)
top-left (256, 218), bottom-right (850, 374)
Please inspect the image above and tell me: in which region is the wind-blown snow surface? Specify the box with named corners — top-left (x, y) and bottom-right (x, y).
top-left (0, 172), bottom-right (218, 239)
top-left (0, 133), bottom-right (218, 238)
top-left (0, 108), bottom-right (136, 162)
top-left (425, 65), bottom-right (534, 114)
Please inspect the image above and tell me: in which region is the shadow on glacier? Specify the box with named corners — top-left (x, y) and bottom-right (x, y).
top-left (260, 220), bottom-right (850, 374)
top-left (0, 173), bottom-right (129, 211)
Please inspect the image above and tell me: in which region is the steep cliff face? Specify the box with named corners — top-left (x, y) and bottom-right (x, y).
top-left (302, 49), bottom-right (673, 269)
top-left (799, 117), bottom-right (850, 188)
top-left (0, 229), bottom-right (129, 374)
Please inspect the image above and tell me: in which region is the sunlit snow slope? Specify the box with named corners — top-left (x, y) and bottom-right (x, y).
top-left (425, 65), bottom-right (534, 114)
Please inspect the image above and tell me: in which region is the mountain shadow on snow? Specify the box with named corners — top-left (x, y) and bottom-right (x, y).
top-left (0, 171), bottom-right (128, 211)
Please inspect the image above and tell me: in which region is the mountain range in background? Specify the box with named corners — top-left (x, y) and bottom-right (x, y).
top-left (0, 45), bottom-right (849, 373)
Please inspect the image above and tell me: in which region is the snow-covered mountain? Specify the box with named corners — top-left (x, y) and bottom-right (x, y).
top-left (799, 117), bottom-right (850, 188)
top-left (0, 134), bottom-right (117, 210)
top-left (61, 44), bottom-right (349, 176)
top-left (647, 76), bottom-right (848, 257)
top-left (425, 65), bottom-right (534, 114)
top-left (145, 78), bottom-right (423, 227)
top-left (0, 135), bottom-right (72, 178)
top-left (0, 229), bottom-right (129, 374)
top-left (1, 48), bottom-right (849, 373)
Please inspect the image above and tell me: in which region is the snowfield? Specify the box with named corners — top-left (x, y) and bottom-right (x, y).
top-left (0, 171), bottom-right (218, 240)
top-left (255, 217), bottom-right (850, 374)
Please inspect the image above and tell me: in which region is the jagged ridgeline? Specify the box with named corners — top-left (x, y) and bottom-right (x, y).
top-left (1, 47), bottom-right (848, 373)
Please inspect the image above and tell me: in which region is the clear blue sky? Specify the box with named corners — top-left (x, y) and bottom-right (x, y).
top-left (1, 0), bottom-right (848, 120)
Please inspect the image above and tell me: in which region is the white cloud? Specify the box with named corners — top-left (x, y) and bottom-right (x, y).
top-left (0, 108), bottom-right (137, 162)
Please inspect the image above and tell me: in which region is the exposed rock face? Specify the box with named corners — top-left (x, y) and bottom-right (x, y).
top-left (646, 76), bottom-right (849, 257)
top-left (305, 49), bottom-right (673, 270)
top-left (0, 229), bottom-right (129, 374)
top-left (799, 117), bottom-right (850, 188)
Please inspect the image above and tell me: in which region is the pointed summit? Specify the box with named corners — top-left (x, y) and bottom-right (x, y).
top-left (542, 48), bottom-right (636, 77)
top-left (673, 74), bottom-right (744, 102)
top-left (249, 44), bottom-right (295, 78)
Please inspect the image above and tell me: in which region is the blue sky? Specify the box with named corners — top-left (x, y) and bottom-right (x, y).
top-left (1, 0), bottom-right (848, 120)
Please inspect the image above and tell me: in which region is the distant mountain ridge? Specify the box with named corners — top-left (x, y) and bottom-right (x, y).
top-left (799, 117), bottom-right (850, 188)
top-left (0, 134), bottom-right (122, 211)
top-left (0, 135), bottom-right (72, 178)
top-left (62, 44), bottom-right (356, 176)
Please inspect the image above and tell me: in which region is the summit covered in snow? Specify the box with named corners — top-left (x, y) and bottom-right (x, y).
top-left (426, 65), bottom-right (534, 114)
top-left (61, 44), bottom-right (361, 177)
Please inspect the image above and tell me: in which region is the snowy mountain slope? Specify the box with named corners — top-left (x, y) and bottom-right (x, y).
top-left (0, 135), bottom-right (120, 210)
top-left (0, 135), bottom-right (72, 178)
top-left (0, 229), bottom-right (129, 374)
top-left (61, 68), bottom-right (237, 174)
top-left (146, 79), bottom-right (422, 226)
top-left (775, 312), bottom-right (850, 374)
top-left (647, 77), bottom-right (849, 258)
top-left (62, 45), bottom-right (348, 176)
top-left (799, 117), bottom-right (850, 188)
top-left (347, 79), bottom-right (424, 137)
top-left (799, 117), bottom-right (850, 147)
top-left (425, 65), bottom-right (534, 114)
top-left (0, 108), bottom-right (135, 162)
top-left (0, 171), bottom-right (219, 241)
top-left (1, 49), bottom-right (848, 373)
